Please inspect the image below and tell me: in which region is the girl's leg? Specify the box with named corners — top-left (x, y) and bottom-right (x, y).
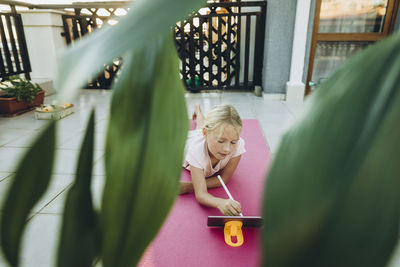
top-left (192, 104), bottom-right (205, 130)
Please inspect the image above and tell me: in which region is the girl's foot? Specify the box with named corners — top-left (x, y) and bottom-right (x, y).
top-left (192, 104), bottom-right (201, 121)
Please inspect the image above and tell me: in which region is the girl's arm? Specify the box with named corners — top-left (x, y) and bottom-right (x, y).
top-left (180, 155), bottom-right (241, 194)
top-left (190, 165), bottom-right (242, 216)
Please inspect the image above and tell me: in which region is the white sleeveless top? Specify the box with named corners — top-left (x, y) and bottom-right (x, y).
top-left (183, 129), bottom-right (246, 177)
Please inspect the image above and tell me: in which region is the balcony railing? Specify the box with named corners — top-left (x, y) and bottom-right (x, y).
top-left (0, 0), bottom-right (267, 92)
top-left (0, 0), bottom-right (131, 84)
top-left (0, 4), bottom-right (31, 80)
top-left (175, 1), bottom-right (267, 91)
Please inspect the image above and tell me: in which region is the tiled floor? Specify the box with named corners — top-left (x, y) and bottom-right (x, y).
top-left (0, 90), bottom-right (399, 266)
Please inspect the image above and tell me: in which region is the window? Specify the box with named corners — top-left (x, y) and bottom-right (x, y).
top-left (306, 0), bottom-right (399, 94)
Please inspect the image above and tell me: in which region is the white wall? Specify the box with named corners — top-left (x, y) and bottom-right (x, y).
top-left (261, 0), bottom-right (297, 95)
top-left (20, 10), bottom-right (67, 93)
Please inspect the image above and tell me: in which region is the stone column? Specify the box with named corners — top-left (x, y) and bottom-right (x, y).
top-left (19, 10), bottom-right (67, 95)
top-left (285, 0), bottom-right (312, 102)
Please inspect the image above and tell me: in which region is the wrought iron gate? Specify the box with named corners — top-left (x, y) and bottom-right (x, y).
top-left (0, 7), bottom-right (31, 80)
top-left (60, 1), bottom-right (267, 91)
top-left (61, 8), bottom-right (123, 89)
top-left (175, 1), bottom-right (266, 91)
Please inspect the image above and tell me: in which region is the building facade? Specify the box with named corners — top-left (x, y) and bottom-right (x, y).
top-left (263, 0), bottom-right (400, 101)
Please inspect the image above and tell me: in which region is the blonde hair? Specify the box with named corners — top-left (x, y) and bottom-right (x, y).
top-left (204, 104), bottom-right (242, 134)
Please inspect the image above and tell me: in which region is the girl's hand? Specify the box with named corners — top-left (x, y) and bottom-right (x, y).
top-left (217, 199), bottom-right (242, 216)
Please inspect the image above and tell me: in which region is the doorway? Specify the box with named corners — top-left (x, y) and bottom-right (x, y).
top-left (306, 0), bottom-right (399, 94)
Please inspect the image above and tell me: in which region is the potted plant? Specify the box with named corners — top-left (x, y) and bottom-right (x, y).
top-left (0, 77), bottom-right (45, 116)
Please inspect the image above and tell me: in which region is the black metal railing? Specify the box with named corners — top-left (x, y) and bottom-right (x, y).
top-left (58, 1), bottom-right (267, 91)
top-left (175, 1), bottom-right (267, 91)
top-left (0, 0), bottom-right (130, 87)
top-left (60, 6), bottom-right (128, 89)
top-left (0, 0), bottom-right (267, 91)
top-left (0, 5), bottom-right (31, 80)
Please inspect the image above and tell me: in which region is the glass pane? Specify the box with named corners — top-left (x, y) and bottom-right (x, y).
top-left (311, 41), bottom-right (373, 85)
top-left (319, 0), bottom-right (388, 33)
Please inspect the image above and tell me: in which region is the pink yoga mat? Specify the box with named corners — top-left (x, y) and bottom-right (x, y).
top-left (139, 119), bottom-right (270, 267)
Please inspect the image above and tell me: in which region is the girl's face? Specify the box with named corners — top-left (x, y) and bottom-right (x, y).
top-left (203, 124), bottom-right (241, 161)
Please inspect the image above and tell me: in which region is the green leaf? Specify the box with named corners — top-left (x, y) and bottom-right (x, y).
top-left (4, 79), bottom-right (41, 104)
top-left (55, 0), bottom-right (205, 101)
top-left (0, 122), bottom-right (56, 267)
top-left (57, 110), bottom-right (100, 267)
top-left (101, 32), bottom-right (188, 266)
top-left (262, 33), bottom-right (400, 266)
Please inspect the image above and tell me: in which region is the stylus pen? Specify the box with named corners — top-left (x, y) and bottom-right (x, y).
top-left (217, 175), bottom-right (243, 217)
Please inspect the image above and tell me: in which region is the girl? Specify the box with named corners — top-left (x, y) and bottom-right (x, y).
top-left (180, 104), bottom-right (246, 216)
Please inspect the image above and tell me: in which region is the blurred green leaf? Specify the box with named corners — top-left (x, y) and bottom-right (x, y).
top-left (0, 122), bottom-right (56, 266)
top-left (56, 0), bottom-right (205, 101)
top-left (101, 32), bottom-right (188, 266)
top-left (57, 110), bottom-right (100, 267)
top-left (262, 33), bottom-right (400, 266)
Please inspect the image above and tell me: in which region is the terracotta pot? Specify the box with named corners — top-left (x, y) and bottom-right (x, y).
top-left (0, 90), bottom-right (45, 115)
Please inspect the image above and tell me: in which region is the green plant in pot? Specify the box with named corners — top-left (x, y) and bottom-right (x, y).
top-left (0, 77), bottom-right (42, 104)
top-left (0, 76), bottom-right (44, 115)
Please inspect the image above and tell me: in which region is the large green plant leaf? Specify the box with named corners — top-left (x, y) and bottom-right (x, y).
top-left (262, 33), bottom-right (400, 266)
top-left (101, 32), bottom-right (188, 266)
top-left (55, 0), bottom-right (205, 101)
top-left (57, 110), bottom-right (100, 267)
top-left (0, 122), bottom-right (56, 266)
